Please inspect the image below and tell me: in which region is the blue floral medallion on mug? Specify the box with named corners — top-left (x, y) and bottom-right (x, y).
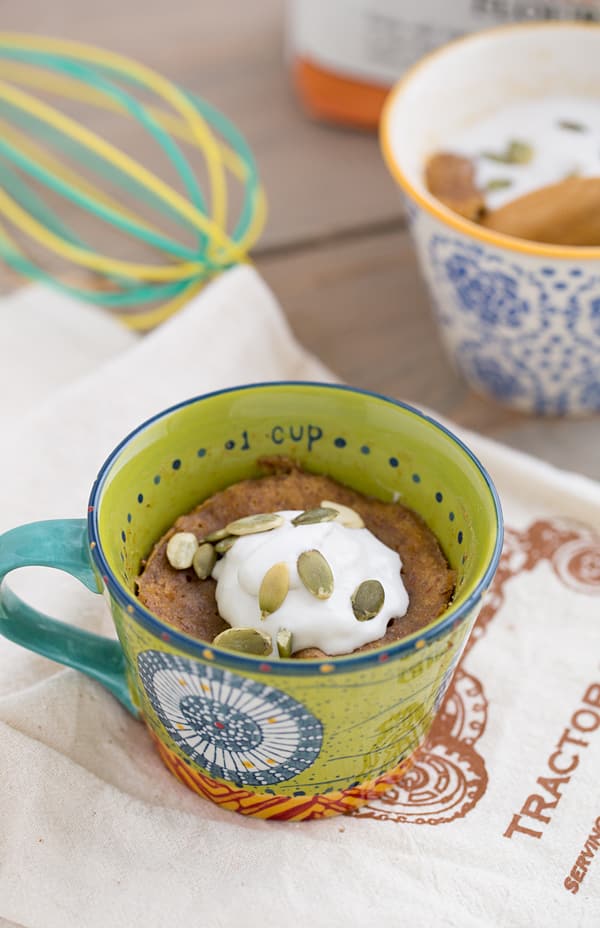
top-left (138, 651), bottom-right (323, 787)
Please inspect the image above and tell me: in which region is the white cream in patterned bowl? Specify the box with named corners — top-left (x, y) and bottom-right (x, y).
top-left (381, 22), bottom-right (600, 416)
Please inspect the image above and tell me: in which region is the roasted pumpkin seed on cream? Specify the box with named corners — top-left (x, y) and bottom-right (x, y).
top-left (210, 508), bottom-right (409, 657)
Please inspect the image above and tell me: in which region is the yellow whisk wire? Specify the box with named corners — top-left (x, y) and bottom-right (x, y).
top-left (0, 112), bottom-right (266, 266)
top-left (0, 79), bottom-right (241, 263)
top-left (0, 60), bottom-right (251, 187)
top-left (0, 116), bottom-right (166, 242)
top-left (123, 279), bottom-right (206, 331)
top-left (0, 34), bottom-right (229, 233)
top-left (0, 34), bottom-right (266, 329)
top-left (0, 184), bottom-right (210, 280)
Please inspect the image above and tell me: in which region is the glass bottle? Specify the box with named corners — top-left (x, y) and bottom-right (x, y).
top-left (288, 0), bottom-right (600, 130)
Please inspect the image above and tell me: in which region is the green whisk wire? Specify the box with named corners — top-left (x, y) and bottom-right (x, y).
top-left (0, 39), bottom-right (264, 326)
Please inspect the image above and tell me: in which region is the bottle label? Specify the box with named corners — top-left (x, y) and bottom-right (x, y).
top-left (289, 0), bottom-right (600, 86)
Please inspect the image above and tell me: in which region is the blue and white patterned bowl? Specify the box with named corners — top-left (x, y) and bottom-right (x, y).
top-left (381, 22), bottom-right (600, 416)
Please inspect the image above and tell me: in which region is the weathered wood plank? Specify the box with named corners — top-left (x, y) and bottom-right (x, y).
top-left (259, 226), bottom-right (463, 407)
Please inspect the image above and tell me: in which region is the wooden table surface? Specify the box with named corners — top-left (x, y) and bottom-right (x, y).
top-left (3, 0), bottom-right (599, 480)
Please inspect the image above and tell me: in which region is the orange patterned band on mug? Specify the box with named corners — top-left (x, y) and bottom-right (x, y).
top-left (152, 732), bottom-right (416, 821)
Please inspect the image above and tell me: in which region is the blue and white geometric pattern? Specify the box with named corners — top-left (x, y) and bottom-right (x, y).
top-left (419, 233), bottom-right (600, 415)
top-left (137, 650), bottom-right (323, 786)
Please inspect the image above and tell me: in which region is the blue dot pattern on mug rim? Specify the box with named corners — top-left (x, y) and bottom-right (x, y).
top-left (425, 234), bottom-right (600, 415)
top-left (137, 651), bottom-right (323, 786)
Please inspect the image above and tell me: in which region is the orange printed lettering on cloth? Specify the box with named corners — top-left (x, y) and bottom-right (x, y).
top-left (504, 683), bottom-right (600, 840)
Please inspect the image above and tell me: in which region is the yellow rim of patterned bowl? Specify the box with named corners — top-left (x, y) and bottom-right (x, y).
top-left (380, 20), bottom-right (600, 262)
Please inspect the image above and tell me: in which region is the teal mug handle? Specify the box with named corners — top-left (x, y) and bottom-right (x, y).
top-left (0, 518), bottom-right (138, 715)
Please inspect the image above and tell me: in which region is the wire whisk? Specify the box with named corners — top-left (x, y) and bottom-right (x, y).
top-left (0, 33), bottom-right (266, 329)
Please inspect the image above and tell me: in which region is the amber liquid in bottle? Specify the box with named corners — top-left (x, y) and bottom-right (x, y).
top-left (292, 57), bottom-right (388, 131)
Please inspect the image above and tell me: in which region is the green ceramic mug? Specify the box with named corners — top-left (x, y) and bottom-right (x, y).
top-left (0, 383), bottom-right (502, 820)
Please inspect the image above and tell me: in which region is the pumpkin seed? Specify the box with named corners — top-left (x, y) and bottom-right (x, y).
top-left (276, 628), bottom-right (293, 658)
top-left (204, 527), bottom-right (229, 542)
top-left (192, 543), bottom-right (217, 580)
top-left (482, 139), bottom-right (533, 165)
top-left (291, 507), bottom-right (338, 527)
top-left (507, 140), bottom-right (534, 164)
top-left (166, 532), bottom-right (198, 570)
top-left (297, 549), bottom-right (334, 600)
top-left (259, 562), bottom-right (289, 619)
top-left (351, 579), bottom-right (385, 621)
top-left (212, 626), bottom-right (272, 655)
top-left (225, 512), bottom-right (284, 536)
top-left (320, 499), bottom-right (365, 529)
top-left (558, 119), bottom-right (587, 132)
top-left (215, 535), bottom-right (237, 554)
top-left (485, 178), bottom-right (513, 192)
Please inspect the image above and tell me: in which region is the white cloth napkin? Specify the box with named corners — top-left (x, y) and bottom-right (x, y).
top-left (0, 267), bottom-right (599, 928)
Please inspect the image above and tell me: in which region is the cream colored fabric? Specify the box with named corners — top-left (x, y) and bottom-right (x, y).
top-left (0, 267), bottom-right (598, 928)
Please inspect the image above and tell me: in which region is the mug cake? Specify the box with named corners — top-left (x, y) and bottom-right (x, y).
top-left (0, 383), bottom-right (503, 819)
top-left (137, 457), bottom-right (456, 660)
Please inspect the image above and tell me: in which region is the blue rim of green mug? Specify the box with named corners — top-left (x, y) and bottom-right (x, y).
top-left (87, 382), bottom-right (503, 675)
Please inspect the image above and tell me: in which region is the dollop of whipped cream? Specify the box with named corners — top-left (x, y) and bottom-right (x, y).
top-left (211, 510), bottom-right (409, 657)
